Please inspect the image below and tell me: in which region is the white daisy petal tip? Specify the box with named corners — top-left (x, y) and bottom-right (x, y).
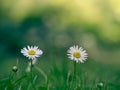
top-left (67, 45), bottom-right (88, 63)
top-left (21, 46), bottom-right (43, 60)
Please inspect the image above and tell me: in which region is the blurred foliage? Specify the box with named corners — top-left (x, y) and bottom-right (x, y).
top-left (0, 0), bottom-right (120, 64)
top-left (0, 0), bottom-right (120, 73)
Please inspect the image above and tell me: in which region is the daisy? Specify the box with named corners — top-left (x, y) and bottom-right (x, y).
top-left (21, 46), bottom-right (43, 60)
top-left (67, 45), bottom-right (88, 63)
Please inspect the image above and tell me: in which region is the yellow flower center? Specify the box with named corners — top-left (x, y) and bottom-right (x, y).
top-left (28, 50), bottom-right (36, 55)
top-left (73, 52), bottom-right (81, 58)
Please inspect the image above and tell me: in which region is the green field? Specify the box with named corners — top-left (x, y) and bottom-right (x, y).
top-left (0, 0), bottom-right (120, 90)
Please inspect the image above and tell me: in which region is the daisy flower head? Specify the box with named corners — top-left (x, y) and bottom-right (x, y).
top-left (21, 46), bottom-right (43, 60)
top-left (67, 45), bottom-right (88, 63)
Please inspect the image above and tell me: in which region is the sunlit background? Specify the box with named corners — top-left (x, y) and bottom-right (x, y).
top-left (0, 0), bottom-right (120, 89)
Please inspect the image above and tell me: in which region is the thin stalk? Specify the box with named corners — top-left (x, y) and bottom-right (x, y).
top-left (30, 60), bottom-right (33, 83)
top-left (73, 61), bottom-right (77, 90)
top-left (34, 66), bottom-right (48, 89)
top-left (30, 60), bottom-right (36, 90)
top-left (46, 76), bottom-right (49, 90)
top-left (34, 66), bottom-right (47, 82)
top-left (13, 74), bottom-right (27, 85)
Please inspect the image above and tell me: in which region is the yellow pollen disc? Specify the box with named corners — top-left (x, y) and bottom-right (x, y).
top-left (28, 50), bottom-right (36, 55)
top-left (73, 52), bottom-right (81, 58)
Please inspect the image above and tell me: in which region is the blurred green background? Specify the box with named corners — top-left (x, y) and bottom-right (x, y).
top-left (0, 0), bottom-right (120, 89)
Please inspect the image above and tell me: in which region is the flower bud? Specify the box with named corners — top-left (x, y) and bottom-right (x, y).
top-left (97, 82), bottom-right (103, 89)
top-left (12, 66), bottom-right (18, 72)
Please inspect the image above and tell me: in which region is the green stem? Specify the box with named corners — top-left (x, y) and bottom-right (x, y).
top-left (34, 66), bottom-right (47, 82)
top-left (30, 60), bottom-right (36, 90)
top-left (73, 61), bottom-right (77, 90)
top-left (30, 60), bottom-right (33, 82)
top-left (47, 76), bottom-right (49, 90)
top-left (13, 74), bottom-right (27, 85)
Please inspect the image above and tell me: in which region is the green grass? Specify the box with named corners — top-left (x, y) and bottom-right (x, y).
top-left (0, 58), bottom-right (120, 90)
